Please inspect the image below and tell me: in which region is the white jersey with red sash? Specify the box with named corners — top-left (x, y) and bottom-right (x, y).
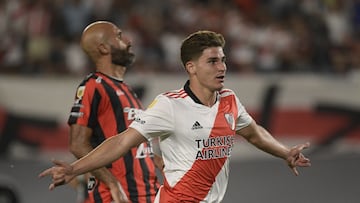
top-left (130, 86), bottom-right (253, 203)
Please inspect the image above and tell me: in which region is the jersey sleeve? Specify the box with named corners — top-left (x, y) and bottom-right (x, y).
top-left (234, 95), bottom-right (253, 131)
top-left (67, 80), bottom-right (99, 128)
top-left (130, 94), bottom-right (173, 141)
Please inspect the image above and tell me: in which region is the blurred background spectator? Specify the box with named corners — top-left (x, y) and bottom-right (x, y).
top-left (0, 0), bottom-right (359, 76)
top-left (1, 2), bottom-right (359, 202)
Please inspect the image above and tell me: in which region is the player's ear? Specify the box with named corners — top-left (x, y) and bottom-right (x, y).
top-left (98, 43), bottom-right (109, 55)
top-left (185, 61), bottom-right (195, 74)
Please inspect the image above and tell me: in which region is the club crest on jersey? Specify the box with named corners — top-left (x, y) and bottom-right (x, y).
top-left (224, 113), bottom-right (235, 130)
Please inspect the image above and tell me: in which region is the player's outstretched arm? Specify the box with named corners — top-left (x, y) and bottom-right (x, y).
top-left (38, 128), bottom-right (146, 190)
top-left (237, 121), bottom-right (311, 175)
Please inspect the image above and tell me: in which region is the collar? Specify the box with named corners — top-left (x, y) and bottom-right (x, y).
top-left (96, 71), bottom-right (123, 82)
top-left (183, 80), bottom-right (218, 105)
top-left (184, 80), bottom-right (202, 104)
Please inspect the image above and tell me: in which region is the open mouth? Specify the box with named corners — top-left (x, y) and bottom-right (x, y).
top-left (216, 76), bottom-right (225, 80)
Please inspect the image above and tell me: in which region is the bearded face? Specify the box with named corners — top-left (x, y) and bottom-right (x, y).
top-left (111, 45), bottom-right (135, 67)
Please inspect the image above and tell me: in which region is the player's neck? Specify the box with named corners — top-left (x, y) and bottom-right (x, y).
top-left (188, 83), bottom-right (217, 107)
top-left (97, 64), bottom-right (126, 81)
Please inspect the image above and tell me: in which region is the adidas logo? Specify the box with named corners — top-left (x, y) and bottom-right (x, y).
top-left (191, 121), bottom-right (203, 130)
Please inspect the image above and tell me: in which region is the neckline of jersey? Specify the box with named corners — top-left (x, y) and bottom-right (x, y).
top-left (183, 80), bottom-right (218, 106)
top-left (96, 71), bottom-right (124, 82)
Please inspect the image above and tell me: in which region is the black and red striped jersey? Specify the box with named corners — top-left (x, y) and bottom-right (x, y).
top-left (68, 72), bottom-right (160, 203)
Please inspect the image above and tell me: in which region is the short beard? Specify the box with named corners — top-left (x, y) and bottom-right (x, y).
top-left (111, 46), bottom-right (135, 67)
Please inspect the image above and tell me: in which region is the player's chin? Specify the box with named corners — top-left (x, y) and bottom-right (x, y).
top-left (214, 83), bottom-right (224, 91)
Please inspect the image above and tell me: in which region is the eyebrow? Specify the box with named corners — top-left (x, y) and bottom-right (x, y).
top-left (207, 56), bottom-right (226, 61)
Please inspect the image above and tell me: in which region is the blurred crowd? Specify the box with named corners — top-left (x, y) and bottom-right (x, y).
top-left (0, 0), bottom-right (359, 76)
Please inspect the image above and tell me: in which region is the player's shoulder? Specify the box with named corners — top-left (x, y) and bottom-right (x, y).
top-left (161, 88), bottom-right (188, 99)
top-left (219, 88), bottom-right (236, 97)
top-left (147, 90), bottom-right (185, 109)
top-left (78, 72), bottom-right (103, 86)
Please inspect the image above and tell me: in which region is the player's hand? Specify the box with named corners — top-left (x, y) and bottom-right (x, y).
top-left (109, 182), bottom-right (129, 203)
top-left (38, 159), bottom-right (76, 190)
top-left (285, 142), bottom-right (311, 176)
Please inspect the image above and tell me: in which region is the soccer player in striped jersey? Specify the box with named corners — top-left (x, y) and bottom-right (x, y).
top-left (65, 21), bottom-right (161, 203)
top-left (40, 30), bottom-right (311, 203)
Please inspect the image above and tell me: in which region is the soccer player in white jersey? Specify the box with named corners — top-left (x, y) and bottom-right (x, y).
top-left (39, 30), bottom-right (311, 203)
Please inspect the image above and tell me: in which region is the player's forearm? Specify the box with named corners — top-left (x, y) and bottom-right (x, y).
top-left (248, 126), bottom-right (289, 159)
top-left (70, 134), bottom-right (126, 176)
top-left (70, 140), bottom-right (117, 185)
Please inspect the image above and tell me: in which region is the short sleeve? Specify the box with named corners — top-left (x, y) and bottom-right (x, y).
top-left (234, 95), bottom-right (253, 131)
top-left (68, 81), bottom-right (98, 128)
top-left (130, 94), bottom-right (173, 141)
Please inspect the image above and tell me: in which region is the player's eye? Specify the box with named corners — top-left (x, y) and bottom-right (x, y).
top-left (117, 32), bottom-right (122, 39)
top-left (208, 58), bottom-right (218, 64)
